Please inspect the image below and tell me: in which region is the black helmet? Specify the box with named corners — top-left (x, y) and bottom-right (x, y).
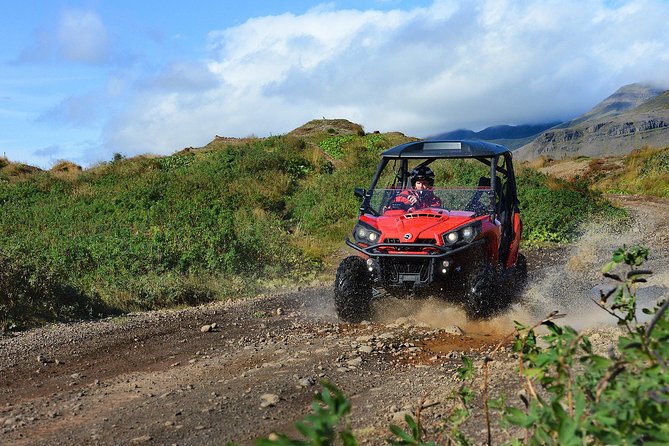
top-left (410, 165), bottom-right (435, 186)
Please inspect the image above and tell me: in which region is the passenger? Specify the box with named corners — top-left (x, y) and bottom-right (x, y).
top-left (393, 165), bottom-right (442, 211)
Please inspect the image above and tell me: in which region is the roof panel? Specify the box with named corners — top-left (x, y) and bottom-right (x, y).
top-left (382, 139), bottom-right (510, 159)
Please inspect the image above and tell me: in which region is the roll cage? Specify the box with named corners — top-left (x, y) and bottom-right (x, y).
top-left (357, 141), bottom-right (518, 214)
top-left (354, 140), bottom-right (521, 265)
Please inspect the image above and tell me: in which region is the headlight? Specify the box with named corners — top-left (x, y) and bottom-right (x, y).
top-left (442, 222), bottom-right (481, 246)
top-left (445, 232), bottom-right (459, 244)
top-left (353, 221), bottom-right (381, 245)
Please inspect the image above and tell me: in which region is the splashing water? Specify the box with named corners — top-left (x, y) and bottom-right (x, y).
top-left (517, 218), bottom-right (669, 330)
top-left (369, 212), bottom-right (668, 333)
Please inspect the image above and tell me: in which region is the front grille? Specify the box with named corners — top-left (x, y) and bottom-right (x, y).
top-left (384, 238), bottom-right (435, 245)
top-left (379, 257), bottom-right (434, 285)
top-left (415, 238), bottom-right (436, 244)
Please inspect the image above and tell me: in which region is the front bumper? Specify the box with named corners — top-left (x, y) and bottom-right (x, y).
top-left (346, 238), bottom-right (485, 288)
top-left (345, 238), bottom-right (484, 258)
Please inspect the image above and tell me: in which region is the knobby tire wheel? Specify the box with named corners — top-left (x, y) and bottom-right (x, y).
top-left (464, 260), bottom-right (496, 319)
top-left (513, 253), bottom-right (528, 289)
top-left (334, 256), bottom-right (373, 323)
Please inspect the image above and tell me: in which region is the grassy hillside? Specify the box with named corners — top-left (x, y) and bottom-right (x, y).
top-left (530, 146), bottom-right (669, 198)
top-left (0, 123), bottom-right (623, 330)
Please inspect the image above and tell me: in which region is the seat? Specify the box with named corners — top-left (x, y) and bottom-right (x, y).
top-left (465, 177), bottom-right (498, 214)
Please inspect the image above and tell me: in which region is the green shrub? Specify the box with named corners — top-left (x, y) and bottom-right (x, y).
top-left (319, 135), bottom-right (356, 159)
top-left (501, 245), bottom-right (669, 445)
top-left (0, 137), bottom-right (318, 328)
top-left (0, 252), bottom-right (105, 331)
top-left (516, 168), bottom-right (625, 246)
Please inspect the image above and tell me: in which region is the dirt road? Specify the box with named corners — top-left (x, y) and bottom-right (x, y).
top-left (1, 195), bottom-right (667, 445)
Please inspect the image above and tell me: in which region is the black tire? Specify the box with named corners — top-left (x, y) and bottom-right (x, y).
top-left (463, 260), bottom-right (496, 319)
top-left (334, 256), bottom-right (373, 322)
top-left (505, 252), bottom-right (528, 300)
top-left (514, 253), bottom-right (528, 286)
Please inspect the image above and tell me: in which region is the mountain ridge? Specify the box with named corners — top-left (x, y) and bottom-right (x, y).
top-left (514, 83), bottom-right (669, 161)
top-left (429, 122), bottom-right (561, 149)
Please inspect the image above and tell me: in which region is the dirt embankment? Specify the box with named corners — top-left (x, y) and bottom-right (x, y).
top-left (1, 196), bottom-right (667, 445)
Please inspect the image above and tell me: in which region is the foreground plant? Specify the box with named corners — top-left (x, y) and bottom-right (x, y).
top-left (386, 356), bottom-right (475, 446)
top-left (257, 382), bottom-right (357, 446)
top-left (502, 245), bottom-right (669, 445)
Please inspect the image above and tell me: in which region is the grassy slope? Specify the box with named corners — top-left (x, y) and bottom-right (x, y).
top-left (0, 127), bottom-right (624, 329)
top-left (530, 146), bottom-right (669, 198)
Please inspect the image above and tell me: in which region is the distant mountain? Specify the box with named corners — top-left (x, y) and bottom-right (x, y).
top-left (515, 83), bottom-right (669, 161)
top-left (554, 83), bottom-right (664, 129)
top-left (429, 122), bottom-right (561, 149)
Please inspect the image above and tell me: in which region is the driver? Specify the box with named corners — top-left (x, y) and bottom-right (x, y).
top-left (393, 165), bottom-right (442, 211)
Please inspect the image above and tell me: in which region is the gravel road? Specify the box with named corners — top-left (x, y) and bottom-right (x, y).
top-left (1, 195), bottom-right (667, 445)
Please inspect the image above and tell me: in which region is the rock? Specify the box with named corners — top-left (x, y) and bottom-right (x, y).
top-left (298, 377), bottom-right (316, 387)
top-left (392, 410), bottom-right (413, 423)
top-left (356, 335), bottom-right (373, 342)
top-left (276, 308), bottom-right (284, 316)
top-left (200, 325), bottom-right (212, 333)
top-left (130, 435), bottom-right (152, 444)
top-left (347, 356), bottom-right (363, 367)
top-left (210, 322), bottom-right (218, 329)
top-left (444, 325), bottom-right (464, 336)
top-left (260, 393), bottom-right (280, 408)
top-left (358, 345), bottom-right (374, 354)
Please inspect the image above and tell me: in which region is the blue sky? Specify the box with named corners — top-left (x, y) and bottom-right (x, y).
top-left (2, 0), bottom-right (669, 168)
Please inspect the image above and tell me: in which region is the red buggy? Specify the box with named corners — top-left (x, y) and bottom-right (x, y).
top-left (334, 140), bottom-right (526, 322)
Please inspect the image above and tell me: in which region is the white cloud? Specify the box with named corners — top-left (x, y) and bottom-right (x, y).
top-left (58, 10), bottom-right (109, 64)
top-left (103, 0), bottom-right (669, 157)
top-left (37, 92), bottom-right (104, 127)
top-left (18, 9), bottom-right (109, 65)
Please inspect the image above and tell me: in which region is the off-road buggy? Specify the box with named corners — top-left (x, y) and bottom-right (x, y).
top-left (334, 140), bottom-right (526, 322)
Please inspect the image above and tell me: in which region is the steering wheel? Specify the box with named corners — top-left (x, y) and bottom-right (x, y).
top-left (387, 201), bottom-right (409, 211)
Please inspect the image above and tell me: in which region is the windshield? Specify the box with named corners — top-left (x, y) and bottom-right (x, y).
top-left (368, 188), bottom-right (496, 216)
